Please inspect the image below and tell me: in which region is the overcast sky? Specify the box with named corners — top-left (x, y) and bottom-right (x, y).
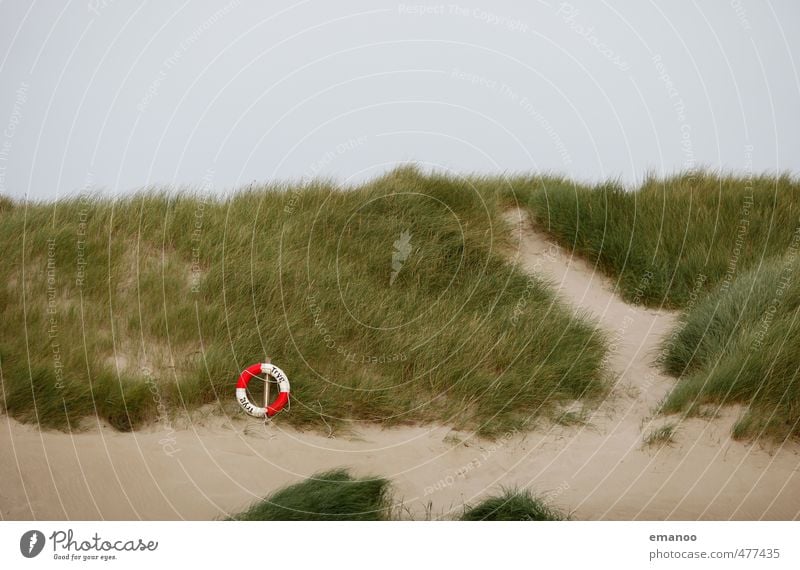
top-left (0, 1), bottom-right (798, 199)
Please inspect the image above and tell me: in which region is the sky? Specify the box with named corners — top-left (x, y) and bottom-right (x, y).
top-left (0, 0), bottom-right (798, 199)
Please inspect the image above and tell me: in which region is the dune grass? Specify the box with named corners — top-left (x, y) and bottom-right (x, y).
top-left (231, 470), bottom-right (570, 521)
top-left (508, 170), bottom-right (800, 441)
top-left (460, 488), bottom-right (568, 521)
top-left (0, 167), bottom-right (608, 436)
top-left (643, 424), bottom-right (677, 447)
top-left (514, 172), bottom-right (800, 309)
top-left (660, 253), bottom-right (800, 441)
top-left (228, 469), bottom-right (391, 521)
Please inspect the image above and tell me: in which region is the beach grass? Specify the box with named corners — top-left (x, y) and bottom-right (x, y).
top-left (514, 171), bottom-right (800, 309)
top-left (511, 170), bottom-right (800, 440)
top-left (460, 488), bottom-right (568, 521)
top-left (659, 254), bottom-right (800, 441)
top-left (228, 469), bottom-right (391, 521)
top-left (643, 424), bottom-right (677, 447)
top-left (0, 167), bottom-right (608, 436)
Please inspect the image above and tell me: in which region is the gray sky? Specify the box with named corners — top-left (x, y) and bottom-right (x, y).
top-left (0, 0), bottom-right (798, 199)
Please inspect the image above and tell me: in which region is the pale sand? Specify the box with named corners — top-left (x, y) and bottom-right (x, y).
top-left (1, 208), bottom-right (798, 520)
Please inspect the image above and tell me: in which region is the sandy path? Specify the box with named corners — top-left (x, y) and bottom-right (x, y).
top-left (2, 208), bottom-right (798, 520)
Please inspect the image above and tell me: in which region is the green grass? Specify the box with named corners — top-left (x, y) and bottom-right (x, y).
top-left (0, 194), bottom-right (14, 212)
top-left (0, 167), bottom-right (608, 436)
top-left (511, 170), bottom-right (800, 441)
top-left (514, 171), bottom-right (800, 309)
top-left (228, 469), bottom-right (391, 521)
top-left (460, 488), bottom-right (568, 521)
top-left (660, 253), bottom-right (800, 441)
top-left (230, 470), bottom-right (571, 521)
top-left (643, 424), bottom-right (677, 447)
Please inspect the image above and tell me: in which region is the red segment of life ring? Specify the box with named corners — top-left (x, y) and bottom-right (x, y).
top-left (235, 362), bottom-right (291, 418)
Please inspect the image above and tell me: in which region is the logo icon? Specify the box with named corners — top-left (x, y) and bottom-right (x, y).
top-left (390, 229), bottom-right (413, 285)
top-left (20, 530), bottom-right (45, 558)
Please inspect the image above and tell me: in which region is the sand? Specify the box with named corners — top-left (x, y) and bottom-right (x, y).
top-left (1, 208), bottom-right (798, 520)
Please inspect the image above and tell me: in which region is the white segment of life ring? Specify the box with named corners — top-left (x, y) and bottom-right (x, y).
top-left (235, 362), bottom-right (291, 418)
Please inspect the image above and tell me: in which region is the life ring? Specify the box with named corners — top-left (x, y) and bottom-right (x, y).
top-left (235, 362), bottom-right (290, 418)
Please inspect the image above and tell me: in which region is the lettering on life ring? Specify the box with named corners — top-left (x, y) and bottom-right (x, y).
top-left (235, 362), bottom-right (290, 418)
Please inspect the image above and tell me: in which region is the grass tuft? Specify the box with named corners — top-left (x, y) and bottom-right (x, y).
top-left (0, 194), bottom-right (14, 212)
top-left (460, 488), bottom-right (568, 521)
top-left (228, 469), bottom-right (391, 521)
top-left (643, 424), bottom-right (677, 447)
top-left (659, 254), bottom-right (800, 441)
top-left (516, 171), bottom-right (800, 309)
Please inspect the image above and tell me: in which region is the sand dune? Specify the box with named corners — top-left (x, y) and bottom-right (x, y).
top-left (2, 208), bottom-right (798, 520)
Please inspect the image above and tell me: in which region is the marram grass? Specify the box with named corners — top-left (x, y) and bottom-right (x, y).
top-left (515, 171), bottom-right (800, 309)
top-left (660, 253), bottom-right (800, 441)
top-left (460, 488), bottom-right (568, 521)
top-left (8, 167), bottom-right (795, 440)
top-left (511, 170), bottom-right (800, 440)
top-left (0, 167), bottom-right (608, 436)
top-left (228, 469), bottom-right (391, 521)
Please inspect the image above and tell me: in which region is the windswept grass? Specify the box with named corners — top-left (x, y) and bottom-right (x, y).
top-left (643, 424), bottom-right (677, 447)
top-left (515, 172), bottom-right (800, 308)
top-left (0, 167), bottom-right (608, 436)
top-left (460, 488), bottom-right (568, 521)
top-left (228, 469), bottom-right (391, 521)
top-left (508, 171), bottom-right (800, 440)
top-left (660, 253), bottom-right (800, 441)
top-left (230, 470), bottom-right (571, 521)
top-left (0, 194), bottom-right (14, 212)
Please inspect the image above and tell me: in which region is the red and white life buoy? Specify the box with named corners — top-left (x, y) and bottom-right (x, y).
top-left (235, 362), bottom-right (290, 418)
